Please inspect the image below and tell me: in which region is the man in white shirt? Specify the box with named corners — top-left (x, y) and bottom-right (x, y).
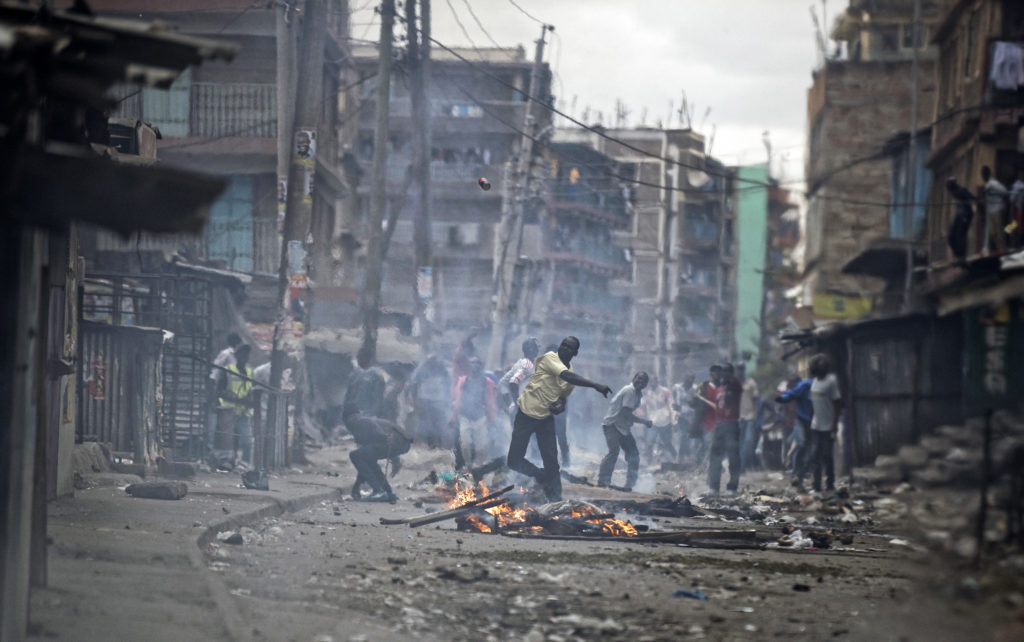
top-left (981, 166), bottom-right (1009, 254)
top-left (1011, 168), bottom-right (1024, 248)
top-left (597, 372), bottom-right (653, 491)
top-left (207, 332), bottom-right (241, 448)
top-left (795, 354), bottom-right (842, 492)
top-left (737, 364), bottom-right (761, 473)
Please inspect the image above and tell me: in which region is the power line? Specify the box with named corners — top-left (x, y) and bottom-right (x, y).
top-left (444, 0), bottom-right (480, 51)
top-left (461, 0), bottom-right (509, 52)
top-left (507, 0), bottom-right (544, 25)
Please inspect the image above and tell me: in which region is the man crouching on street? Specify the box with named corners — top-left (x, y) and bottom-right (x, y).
top-left (343, 404), bottom-right (412, 503)
top-left (507, 336), bottom-right (611, 501)
top-left (598, 372), bottom-right (653, 491)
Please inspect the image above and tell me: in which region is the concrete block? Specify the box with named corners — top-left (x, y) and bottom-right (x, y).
top-left (898, 445), bottom-right (930, 471)
top-left (919, 436), bottom-right (953, 459)
top-left (874, 454), bottom-right (901, 469)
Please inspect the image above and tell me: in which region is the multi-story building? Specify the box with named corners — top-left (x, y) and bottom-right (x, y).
top-left (675, 156), bottom-right (738, 376)
top-left (81, 0), bottom-right (352, 287)
top-left (803, 0), bottom-right (943, 321)
top-left (340, 45), bottom-right (550, 341)
top-left (760, 183), bottom-right (802, 364)
top-left (554, 126), bottom-right (737, 383)
top-left (517, 141), bottom-right (631, 384)
top-left (926, 0), bottom-right (1024, 262)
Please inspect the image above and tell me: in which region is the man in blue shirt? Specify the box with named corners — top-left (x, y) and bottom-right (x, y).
top-left (776, 377), bottom-right (813, 485)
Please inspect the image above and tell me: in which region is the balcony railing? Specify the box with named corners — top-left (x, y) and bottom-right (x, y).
top-left (191, 82), bottom-right (277, 138)
top-left (552, 284), bottom-right (628, 318)
top-left (550, 183), bottom-right (629, 220)
top-left (684, 220), bottom-right (719, 244)
top-left (379, 159), bottom-right (503, 185)
top-left (548, 235), bottom-right (629, 270)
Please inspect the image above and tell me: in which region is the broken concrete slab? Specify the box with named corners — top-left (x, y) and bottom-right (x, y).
top-left (125, 481), bottom-right (188, 500)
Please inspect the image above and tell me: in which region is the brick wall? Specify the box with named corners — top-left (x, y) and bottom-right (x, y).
top-left (804, 59), bottom-right (936, 296)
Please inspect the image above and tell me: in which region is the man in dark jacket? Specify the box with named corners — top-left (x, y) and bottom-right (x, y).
top-left (343, 404), bottom-right (412, 503)
top-left (946, 177), bottom-right (975, 261)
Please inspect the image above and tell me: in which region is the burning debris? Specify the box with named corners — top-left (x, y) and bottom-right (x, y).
top-left (443, 476), bottom-right (641, 538)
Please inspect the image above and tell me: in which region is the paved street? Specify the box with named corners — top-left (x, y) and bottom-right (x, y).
top-left (28, 443), bottom-right (1024, 641)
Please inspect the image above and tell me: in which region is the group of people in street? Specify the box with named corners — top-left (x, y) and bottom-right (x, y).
top-left (237, 325), bottom-right (849, 505)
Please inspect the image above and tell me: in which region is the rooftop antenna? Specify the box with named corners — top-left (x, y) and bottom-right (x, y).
top-left (699, 106), bottom-right (712, 132)
top-left (615, 98), bottom-right (630, 128)
top-left (667, 100), bottom-right (673, 128)
top-left (809, 5), bottom-right (828, 66)
top-left (640, 106), bottom-right (648, 127)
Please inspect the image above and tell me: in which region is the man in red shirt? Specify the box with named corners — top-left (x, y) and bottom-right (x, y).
top-left (689, 365), bottom-right (722, 467)
top-left (708, 362), bottom-right (742, 496)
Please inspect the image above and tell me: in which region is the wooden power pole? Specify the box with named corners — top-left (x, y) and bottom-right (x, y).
top-left (487, 24), bottom-right (549, 369)
top-left (408, 0), bottom-right (433, 349)
top-left (359, 0), bottom-right (396, 362)
top-left (269, 0), bottom-right (328, 393)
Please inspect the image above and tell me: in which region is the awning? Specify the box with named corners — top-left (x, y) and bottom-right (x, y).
top-left (842, 237), bottom-right (927, 281)
top-left (3, 141), bottom-right (225, 236)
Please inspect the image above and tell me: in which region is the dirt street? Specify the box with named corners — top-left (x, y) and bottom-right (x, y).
top-left (204, 444), bottom-right (1022, 642)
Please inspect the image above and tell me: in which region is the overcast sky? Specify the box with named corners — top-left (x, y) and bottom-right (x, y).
top-left (351, 0), bottom-right (823, 188)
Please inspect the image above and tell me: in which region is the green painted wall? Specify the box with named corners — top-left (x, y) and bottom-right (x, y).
top-left (734, 164), bottom-right (769, 363)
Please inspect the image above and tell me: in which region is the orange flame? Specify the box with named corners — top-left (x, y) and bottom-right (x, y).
top-left (444, 475), bottom-right (490, 509)
top-left (463, 515), bottom-right (492, 533)
top-left (592, 518), bottom-right (638, 537)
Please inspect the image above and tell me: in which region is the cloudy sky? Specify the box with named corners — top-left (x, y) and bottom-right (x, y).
top-left (351, 0), bottom-right (826, 188)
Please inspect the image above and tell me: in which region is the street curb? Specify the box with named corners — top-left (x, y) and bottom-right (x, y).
top-left (188, 485), bottom-right (344, 642)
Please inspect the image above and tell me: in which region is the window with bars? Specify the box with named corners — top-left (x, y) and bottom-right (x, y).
top-left (141, 68), bottom-right (191, 137)
top-left (206, 175), bottom-right (255, 273)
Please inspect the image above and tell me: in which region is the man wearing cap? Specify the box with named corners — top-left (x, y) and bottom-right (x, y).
top-left (507, 336), bottom-right (611, 501)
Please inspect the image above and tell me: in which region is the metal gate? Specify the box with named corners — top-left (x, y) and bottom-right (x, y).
top-left (77, 322), bottom-right (164, 464)
top-left (844, 315), bottom-right (963, 466)
top-left (80, 273), bottom-right (212, 459)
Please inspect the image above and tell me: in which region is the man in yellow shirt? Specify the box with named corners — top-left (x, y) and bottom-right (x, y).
top-left (508, 336), bottom-right (611, 501)
top-left (220, 344), bottom-right (254, 466)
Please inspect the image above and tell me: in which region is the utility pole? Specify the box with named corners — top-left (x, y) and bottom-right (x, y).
top-left (360, 0), bottom-right (395, 362)
top-left (275, 0), bottom-right (296, 203)
top-left (902, 0), bottom-right (922, 314)
top-left (409, 0), bottom-right (433, 350)
top-left (269, 0), bottom-right (328, 394)
top-left (487, 24), bottom-right (550, 369)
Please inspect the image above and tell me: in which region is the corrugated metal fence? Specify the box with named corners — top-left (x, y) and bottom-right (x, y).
top-left (841, 314), bottom-right (963, 466)
top-left (77, 322), bottom-right (164, 465)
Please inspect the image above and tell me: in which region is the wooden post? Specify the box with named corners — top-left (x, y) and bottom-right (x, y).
top-left (409, 0), bottom-right (433, 350)
top-left (360, 0), bottom-right (396, 362)
top-left (487, 24), bottom-right (549, 369)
